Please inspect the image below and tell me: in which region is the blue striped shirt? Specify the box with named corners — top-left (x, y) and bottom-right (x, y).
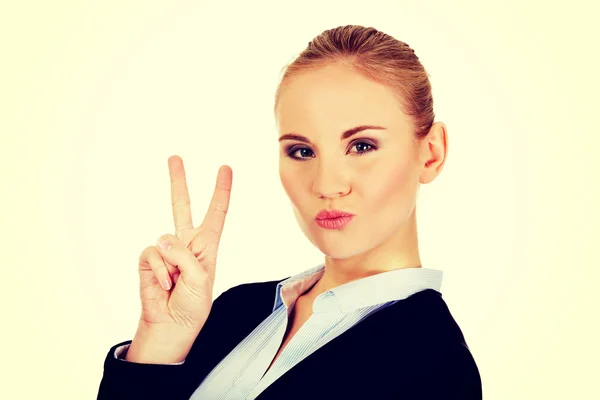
top-left (188, 263), bottom-right (443, 399)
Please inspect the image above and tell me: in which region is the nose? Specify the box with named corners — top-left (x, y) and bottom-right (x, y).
top-left (311, 159), bottom-right (351, 199)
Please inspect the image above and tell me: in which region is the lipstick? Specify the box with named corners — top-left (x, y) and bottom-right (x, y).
top-left (315, 209), bottom-right (355, 230)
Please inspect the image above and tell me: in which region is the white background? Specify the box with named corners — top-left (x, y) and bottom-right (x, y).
top-left (2, 0), bottom-right (598, 398)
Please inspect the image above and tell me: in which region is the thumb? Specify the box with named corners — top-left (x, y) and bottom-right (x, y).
top-left (156, 234), bottom-right (203, 280)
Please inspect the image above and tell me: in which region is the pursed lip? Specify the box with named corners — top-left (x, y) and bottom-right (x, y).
top-left (315, 209), bottom-right (354, 220)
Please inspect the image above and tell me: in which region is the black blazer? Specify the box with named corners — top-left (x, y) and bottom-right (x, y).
top-left (97, 279), bottom-right (482, 399)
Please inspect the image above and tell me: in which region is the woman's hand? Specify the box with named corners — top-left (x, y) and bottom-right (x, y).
top-left (129, 156), bottom-right (232, 362)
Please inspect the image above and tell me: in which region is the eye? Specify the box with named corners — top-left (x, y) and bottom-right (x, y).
top-left (285, 140), bottom-right (378, 161)
top-left (349, 142), bottom-right (376, 155)
top-left (287, 147), bottom-right (315, 160)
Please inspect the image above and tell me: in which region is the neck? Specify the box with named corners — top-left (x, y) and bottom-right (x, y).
top-left (307, 209), bottom-right (421, 298)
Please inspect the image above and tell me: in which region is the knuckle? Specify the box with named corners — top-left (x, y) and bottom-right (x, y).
top-left (216, 182), bottom-right (231, 192)
top-left (213, 203), bottom-right (228, 213)
top-left (139, 245), bottom-right (150, 255)
top-left (172, 198), bottom-right (191, 206)
top-left (148, 257), bottom-right (161, 272)
top-left (149, 253), bottom-right (176, 275)
top-left (147, 250), bottom-right (160, 264)
top-left (139, 245), bottom-right (154, 260)
top-left (147, 248), bottom-right (160, 263)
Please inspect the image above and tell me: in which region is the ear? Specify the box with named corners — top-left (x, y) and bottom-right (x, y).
top-left (418, 122), bottom-right (448, 184)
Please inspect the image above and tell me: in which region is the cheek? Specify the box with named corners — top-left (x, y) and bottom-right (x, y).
top-left (364, 161), bottom-right (418, 207)
top-left (279, 164), bottom-right (304, 203)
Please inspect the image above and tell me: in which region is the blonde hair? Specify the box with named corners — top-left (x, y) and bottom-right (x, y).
top-left (274, 25), bottom-right (435, 139)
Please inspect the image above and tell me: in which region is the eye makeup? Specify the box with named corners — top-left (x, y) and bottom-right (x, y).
top-left (284, 139), bottom-right (379, 161)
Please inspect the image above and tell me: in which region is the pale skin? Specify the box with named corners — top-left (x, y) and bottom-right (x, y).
top-left (126, 157), bottom-right (233, 364)
top-left (126, 62), bottom-right (447, 371)
top-left (267, 62), bottom-right (448, 369)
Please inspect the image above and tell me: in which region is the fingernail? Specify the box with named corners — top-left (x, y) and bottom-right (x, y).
top-left (162, 279), bottom-right (172, 290)
top-left (157, 238), bottom-right (172, 251)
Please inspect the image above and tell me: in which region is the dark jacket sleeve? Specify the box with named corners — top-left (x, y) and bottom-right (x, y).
top-left (96, 287), bottom-right (235, 400)
top-left (415, 342), bottom-right (483, 400)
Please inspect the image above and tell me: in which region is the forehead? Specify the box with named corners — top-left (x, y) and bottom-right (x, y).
top-left (276, 63), bottom-right (412, 135)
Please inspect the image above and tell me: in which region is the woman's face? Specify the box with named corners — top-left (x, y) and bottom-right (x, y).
top-left (275, 63), bottom-right (430, 260)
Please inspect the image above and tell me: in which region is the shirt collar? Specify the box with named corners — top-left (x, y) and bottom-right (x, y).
top-left (273, 263), bottom-right (443, 313)
top-left (273, 264), bottom-right (325, 311)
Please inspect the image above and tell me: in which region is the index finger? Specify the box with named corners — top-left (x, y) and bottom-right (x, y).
top-left (201, 165), bottom-right (232, 241)
top-left (168, 155), bottom-right (193, 235)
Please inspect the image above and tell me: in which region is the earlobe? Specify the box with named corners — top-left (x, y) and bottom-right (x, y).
top-left (419, 166), bottom-right (435, 184)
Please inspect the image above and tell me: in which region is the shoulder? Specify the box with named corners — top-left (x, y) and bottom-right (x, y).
top-left (399, 289), bottom-right (471, 346)
top-left (400, 289), bottom-right (483, 398)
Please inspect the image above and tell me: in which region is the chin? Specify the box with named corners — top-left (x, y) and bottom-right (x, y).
top-left (319, 247), bottom-right (367, 260)
top-left (316, 235), bottom-right (374, 259)
top-left (297, 218), bottom-right (370, 260)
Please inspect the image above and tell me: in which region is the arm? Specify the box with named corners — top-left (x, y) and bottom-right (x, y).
top-left (96, 287), bottom-right (234, 400)
top-left (415, 343), bottom-right (483, 400)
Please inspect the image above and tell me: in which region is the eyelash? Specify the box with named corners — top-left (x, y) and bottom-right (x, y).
top-left (285, 141), bottom-right (378, 161)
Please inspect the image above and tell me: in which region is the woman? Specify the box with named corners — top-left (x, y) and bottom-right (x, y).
top-left (97, 25), bottom-right (482, 399)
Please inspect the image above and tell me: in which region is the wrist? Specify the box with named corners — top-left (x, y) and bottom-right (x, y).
top-left (125, 321), bottom-right (199, 364)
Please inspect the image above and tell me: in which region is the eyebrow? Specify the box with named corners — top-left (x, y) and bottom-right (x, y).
top-left (278, 125), bottom-right (387, 144)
